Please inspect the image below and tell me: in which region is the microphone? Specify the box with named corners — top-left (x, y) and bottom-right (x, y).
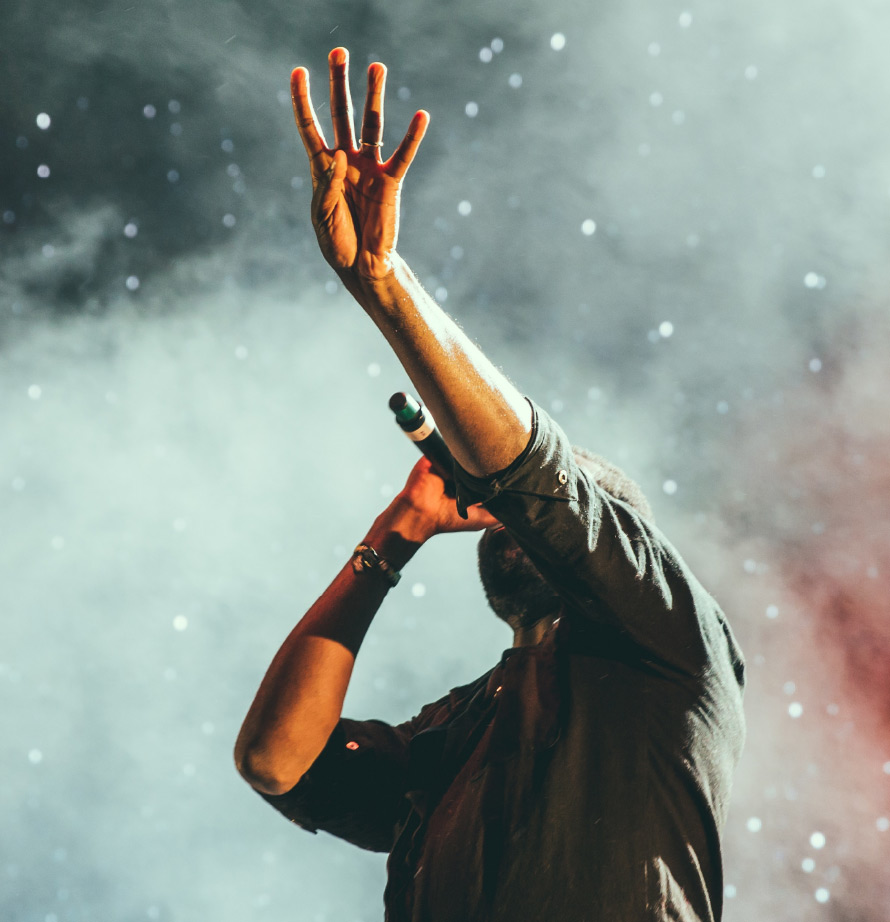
top-left (389, 392), bottom-right (456, 492)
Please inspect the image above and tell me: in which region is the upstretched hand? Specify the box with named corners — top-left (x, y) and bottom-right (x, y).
top-left (291, 47), bottom-right (429, 281)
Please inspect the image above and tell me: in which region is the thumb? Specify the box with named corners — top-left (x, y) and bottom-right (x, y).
top-left (316, 151), bottom-right (347, 220)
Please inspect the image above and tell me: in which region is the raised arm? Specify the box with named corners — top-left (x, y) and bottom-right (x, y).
top-left (292, 48), bottom-right (532, 478)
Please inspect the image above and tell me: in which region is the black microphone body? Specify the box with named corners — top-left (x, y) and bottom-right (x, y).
top-left (389, 392), bottom-right (456, 492)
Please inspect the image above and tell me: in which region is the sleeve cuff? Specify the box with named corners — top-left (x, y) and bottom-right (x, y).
top-left (452, 399), bottom-right (567, 517)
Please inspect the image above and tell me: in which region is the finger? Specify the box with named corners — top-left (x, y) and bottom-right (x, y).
top-left (359, 62), bottom-right (386, 160)
top-left (413, 455), bottom-right (435, 475)
top-left (385, 109), bottom-right (430, 181)
top-left (462, 506), bottom-right (500, 531)
top-left (328, 47), bottom-right (357, 151)
top-left (291, 67), bottom-right (329, 168)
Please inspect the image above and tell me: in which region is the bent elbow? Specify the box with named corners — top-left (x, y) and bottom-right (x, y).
top-left (234, 740), bottom-right (304, 796)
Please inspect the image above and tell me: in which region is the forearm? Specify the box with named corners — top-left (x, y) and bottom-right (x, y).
top-left (352, 254), bottom-right (532, 478)
top-left (234, 497), bottom-right (428, 795)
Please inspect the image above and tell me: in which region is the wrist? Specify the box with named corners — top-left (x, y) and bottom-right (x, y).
top-left (352, 543), bottom-right (402, 586)
top-left (333, 258), bottom-right (399, 311)
top-left (356, 251), bottom-right (403, 294)
top-left (364, 495), bottom-right (434, 569)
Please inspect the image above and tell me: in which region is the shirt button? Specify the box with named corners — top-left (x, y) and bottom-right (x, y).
top-left (557, 469), bottom-right (568, 485)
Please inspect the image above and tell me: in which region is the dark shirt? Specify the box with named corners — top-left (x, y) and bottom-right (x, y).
top-left (260, 402), bottom-right (746, 921)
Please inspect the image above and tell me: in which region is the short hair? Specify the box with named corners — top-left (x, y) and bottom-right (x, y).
top-left (572, 446), bottom-right (653, 521)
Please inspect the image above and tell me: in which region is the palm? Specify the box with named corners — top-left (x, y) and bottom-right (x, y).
top-left (292, 49), bottom-right (427, 279)
top-left (317, 160), bottom-right (400, 275)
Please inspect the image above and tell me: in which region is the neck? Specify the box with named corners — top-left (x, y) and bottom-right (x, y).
top-left (511, 615), bottom-right (556, 648)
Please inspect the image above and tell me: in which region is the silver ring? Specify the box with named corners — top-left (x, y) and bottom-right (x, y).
top-left (359, 139), bottom-right (383, 147)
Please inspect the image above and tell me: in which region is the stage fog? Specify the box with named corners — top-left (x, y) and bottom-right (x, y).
top-left (2, 1), bottom-right (889, 919)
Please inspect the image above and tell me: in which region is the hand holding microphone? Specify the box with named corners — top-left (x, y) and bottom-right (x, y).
top-left (390, 392), bottom-right (498, 534)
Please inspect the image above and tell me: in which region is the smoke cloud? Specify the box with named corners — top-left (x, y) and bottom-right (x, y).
top-left (3, 0), bottom-right (888, 919)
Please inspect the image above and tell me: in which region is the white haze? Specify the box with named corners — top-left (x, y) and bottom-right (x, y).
top-left (2, 0), bottom-right (889, 919)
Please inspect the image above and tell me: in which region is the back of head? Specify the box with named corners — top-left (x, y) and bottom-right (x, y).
top-left (572, 446), bottom-right (653, 521)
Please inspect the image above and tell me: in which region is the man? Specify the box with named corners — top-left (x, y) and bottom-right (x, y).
top-left (235, 47), bottom-right (746, 922)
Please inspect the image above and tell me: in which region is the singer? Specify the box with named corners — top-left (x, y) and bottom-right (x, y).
top-left (235, 48), bottom-right (746, 922)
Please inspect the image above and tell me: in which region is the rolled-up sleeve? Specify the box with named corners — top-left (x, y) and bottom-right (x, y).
top-left (257, 690), bottom-right (461, 853)
top-left (454, 400), bottom-right (716, 676)
top-left (257, 717), bottom-right (413, 853)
